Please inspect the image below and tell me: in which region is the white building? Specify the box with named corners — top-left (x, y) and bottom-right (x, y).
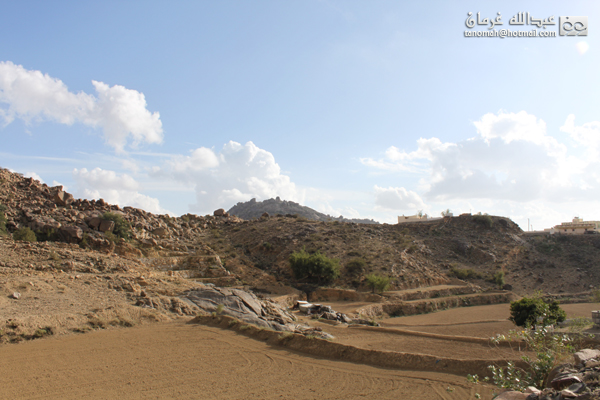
top-left (546, 217), bottom-right (600, 235)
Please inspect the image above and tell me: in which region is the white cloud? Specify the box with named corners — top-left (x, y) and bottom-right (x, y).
top-left (156, 141), bottom-right (302, 213)
top-left (373, 185), bottom-right (426, 211)
top-left (72, 167), bottom-right (168, 214)
top-left (52, 180), bottom-right (68, 191)
top-left (363, 111), bottom-right (600, 204)
top-left (576, 41), bottom-right (589, 55)
top-left (0, 61), bottom-right (163, 152)
top-left (561, 114), bottom-right (600, 152)
top-left (24, 171), bottom-right (44, 184)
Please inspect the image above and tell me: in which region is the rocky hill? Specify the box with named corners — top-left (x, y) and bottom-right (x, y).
top-left (1, 166), bottom-right (598, 322)
top-left (227, 197), bottom-right (379, 224)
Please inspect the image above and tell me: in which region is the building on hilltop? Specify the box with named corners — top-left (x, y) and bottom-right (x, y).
top-left (397, 214), bottom-right (442, 224)
top-left (398, 214), bottom-right (426, 223)
top-left (545, 217), bottom-right (600, 235)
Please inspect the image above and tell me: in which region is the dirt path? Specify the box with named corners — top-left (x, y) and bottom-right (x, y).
top-left (0, 320), bottom-right (494, 400)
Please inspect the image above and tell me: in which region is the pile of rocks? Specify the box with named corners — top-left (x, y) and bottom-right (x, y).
top-left (0, 169), bottom-right (243, 254)
top-left (496, 349), bottom-right (600, 400)
top-left (310, 305), bottom-right (352, 323)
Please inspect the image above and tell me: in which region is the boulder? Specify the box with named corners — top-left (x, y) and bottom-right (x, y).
top-left (99, 220), bottom-right (114, 233)
top-left (152, 227), bottom-right (168, 238)
top-left (61, 225), bottom-right (83, 241)
top-left (213, 208), bottom-right (229, 217)
top-left (87, 217), bottom-right (102, 230)
top-left (261, 212), bottom-right (270, 218)
top-left (574, 349), bottom-right (600, 366)
top-left (186, 286), bottom-right (297, 331)
top-left (53, 190), bottom-right (74, 206)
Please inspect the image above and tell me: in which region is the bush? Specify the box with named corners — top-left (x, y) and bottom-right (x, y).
top-left (509, 296), bottom-right (566, 327)
top-left (472, 214), bottom-right (493, 228)
top-left (492, 270), bottom-right (505, 288)
top-left (365, 273), bottom-right (391, 293)
top-left (484, 325), bottom-right (582, 391)
top-left (13, 227), bottom-right (37, 242)
top-left (345, 258), bottom-right (366, 276)
top-left (34, 228), bottom-right (60, 242)
top-left (289, 248), bottom-right (340, 284)
top-left (449, 266), bottom-right (484, 280)
top-left (0, 203), bottom-right (7, 235)
top-left (102, 212), bottom-right (132, 240)
top-left (0, 214), bottom-right (6, 236)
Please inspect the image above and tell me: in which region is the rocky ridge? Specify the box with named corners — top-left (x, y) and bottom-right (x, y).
top-left (228, 197), bottom-right (379, 224)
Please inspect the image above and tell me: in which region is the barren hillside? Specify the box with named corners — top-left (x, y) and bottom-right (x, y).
top-left (1, 167), bottom-right (598, 304)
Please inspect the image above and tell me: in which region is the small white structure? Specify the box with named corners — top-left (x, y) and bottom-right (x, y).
top-left (398, 214), bottom-right (426, 223)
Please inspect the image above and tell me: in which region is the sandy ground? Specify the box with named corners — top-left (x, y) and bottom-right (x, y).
top-left (1, 301), bottom-right (596, 399)
top-left (0, 321), bottom-right (495, 400)
top-left (378, 303), bottom-right (599, 338)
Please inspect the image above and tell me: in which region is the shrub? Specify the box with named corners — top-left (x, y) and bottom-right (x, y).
top-left (102, 212), bottom-right (132, 240)
top-left (104, 231), bottom-right (117, 243)
top-left (79, 233), bottom-right (90, 249)
top-left (345, 258), bottom-right (366, 276)
top-left (472, 214), bottom-right (493, 228)
top-left (13, 227), bottom-right (37, 242)
top-left (492, 270), bottom-right (505, 288)
top-left (509, 296), bottom-right (566, 327)
top-left (485, 325), bottom-right (581, 391)
top-left (590, 288), bottom-right (600, 304)
top-left (365, 273), bottom-right (391, 294)
top-left (0, 203), bottom-right (7, 234)
top-left (289, 248), bottom-right (340, 284)
top-left (34, 228), bottom-right (59, 242)
top-left (449, 266), bottom-right (484, 280)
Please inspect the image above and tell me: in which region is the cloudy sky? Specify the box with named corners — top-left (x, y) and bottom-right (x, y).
top-left (1, 1), bottom-right (598, 230)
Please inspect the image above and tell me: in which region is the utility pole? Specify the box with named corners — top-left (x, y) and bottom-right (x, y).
top-left (528, 218), bottom-right (530, 232)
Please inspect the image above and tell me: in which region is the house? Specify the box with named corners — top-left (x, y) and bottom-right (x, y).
top-left (548, 217), bottom-right (600, 235)
top-left (398, 214), bottom-right (426, 223)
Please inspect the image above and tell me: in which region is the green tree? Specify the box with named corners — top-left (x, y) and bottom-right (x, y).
top-left (345, 258), bottom-right (366, 276)
top-left (509, 297), bottom-right (566, 327)
top-left (13, 227), bottom-right (37, 242)
top-left (289, 248), bottom-right (340, 284)
top-left (492, 270), bottom-right (505, 288)
top-left (441, 208), bottom-right (452, 217)
top-left (365, 273), bottom-right (391, 294)
top-left (102, 212), bottom-right (132, 240)
top-left (472, 214), bottom-right (493, 228)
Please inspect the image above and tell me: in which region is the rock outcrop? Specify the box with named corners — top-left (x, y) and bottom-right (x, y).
top-left (185, 286), bottom-right (297, 331)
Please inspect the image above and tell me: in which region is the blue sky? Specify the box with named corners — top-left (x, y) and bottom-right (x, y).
top-left (1, 1), bottom-right (598, 230)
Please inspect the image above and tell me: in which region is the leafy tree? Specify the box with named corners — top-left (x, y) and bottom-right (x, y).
top-left (102, 212), bottom-right (132, 240)
top-left (492, 270), bottom-right (505, 288)
top-left (289, 248), bottom-right (340, 284)
top-left (441, 208), bottom-right (452, 217)
top-left (509, 296), bottom-right (566, 327)
top-left (472, 214), bottom-right (493, 228)
top-left (345, 258), bottom-right (366, 276)
top-left (365, 273), bottom-right (391, 294)
top-left (13, 227), bottom-right (37, 242)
